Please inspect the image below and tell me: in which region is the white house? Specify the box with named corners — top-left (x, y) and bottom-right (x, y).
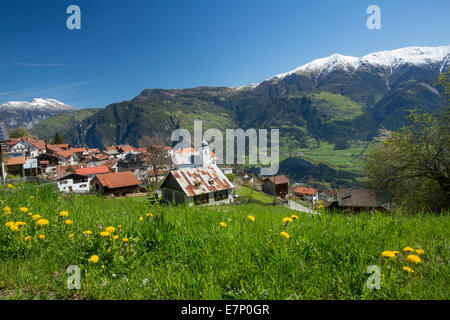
top-left (293, 187), bottom-right (319, 204)
top-left (48, 172), bottom-right (90, 193)
top-left (9, 138), bottom-right (45, 158)
top-left (160, 164), bottom-right (234, 206)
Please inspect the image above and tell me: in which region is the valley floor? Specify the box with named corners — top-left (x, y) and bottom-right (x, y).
top-left (0, 183), bottom-right (449, 300)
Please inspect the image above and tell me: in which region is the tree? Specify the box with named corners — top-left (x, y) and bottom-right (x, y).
top-left (333, 138), bottom-right (350, 150)
top-left (137, 136), bottom-right (171, 183)
top-left (9, 126), bottom-right (32, 138)
top-left (51, 132), bottom-right (64, 145)
top-left (364, 71), bottom-right (450, 211)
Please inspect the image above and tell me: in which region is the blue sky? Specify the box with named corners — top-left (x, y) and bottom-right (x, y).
top-left (0, 0), bottom-right (449, 108)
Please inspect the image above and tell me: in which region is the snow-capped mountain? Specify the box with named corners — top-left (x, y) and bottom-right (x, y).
top-left (0, 98), bottom-right (77, 129)
top-left (271, 45), bottom-right (450, 80)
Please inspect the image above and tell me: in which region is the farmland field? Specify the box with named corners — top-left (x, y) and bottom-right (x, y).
top-left (234, 185), bottom-right (275, 204)
top-left (281, 141), bottom-right (368, 174)
top-left (0, 183), bottom-right (449, 300)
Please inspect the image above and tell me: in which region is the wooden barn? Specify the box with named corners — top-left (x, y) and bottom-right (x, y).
top-left (91, 171), bottom-right (140, 197)
top-left (262, 175), bottom-right (289, 199)
top-left (160, 164), bottom-right (234, 206)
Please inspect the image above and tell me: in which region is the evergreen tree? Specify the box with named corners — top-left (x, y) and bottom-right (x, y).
top-left (51, 132), bottom-right (64, 145)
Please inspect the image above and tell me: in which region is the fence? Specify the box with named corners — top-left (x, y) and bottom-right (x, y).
top-left (0, 176), bottom-right (49, 186)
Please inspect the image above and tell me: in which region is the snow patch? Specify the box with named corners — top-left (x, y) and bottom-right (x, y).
top-left (270, 45), bottom-right (450, 80)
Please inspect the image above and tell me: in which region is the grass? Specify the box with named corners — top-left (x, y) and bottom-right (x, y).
top-left (281, 140), bottom-right (368, 174)
top-left (288, 92), bottom-right (364, 123)
top-left (234, 185), bottom-right (275, 204)
top-left (30, 108), bottom-right (100, 141)
top-left (0, 183), bottom-right (449, 300)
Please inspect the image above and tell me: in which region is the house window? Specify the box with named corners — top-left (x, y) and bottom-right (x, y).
top-left (214, 189), bottom-right (228, 201)
top-left (79, 184), bottom-right (87, 188)
top-left (194, 193), bottom-right (209, 205)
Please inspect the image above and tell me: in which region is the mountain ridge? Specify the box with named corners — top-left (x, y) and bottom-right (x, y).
top-left (8, 45), bottom-right (449, 152)
top-left (0, 98), bottom-right (77, 129)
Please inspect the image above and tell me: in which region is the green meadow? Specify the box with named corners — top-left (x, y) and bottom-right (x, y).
top-left (0, 183), bottom-right (448, 300)
top-left (284, 141), bottom-right (368, 174)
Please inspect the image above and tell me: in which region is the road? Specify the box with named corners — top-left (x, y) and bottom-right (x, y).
top-left (288, 200), bottom-right (319, 214)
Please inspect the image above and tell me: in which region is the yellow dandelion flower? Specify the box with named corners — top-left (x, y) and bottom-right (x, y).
top-left (84, 230), bottom-right (92, 235)
top-left (24, 235), bottom-right (32, 241)
top-left (9, 224), bottom-right (19, 232)
top-left (29, 196), bottom-right (35, 199)
top-left (406, 254), bottom-right (421, 264)
top-left (107, 248), bottom-right (111, 253)
top-left (32, 214), bottom-right (41, 221)
top-left (20, 207), bottom-right (28, 213)
top-left (3, 207), bottom-right (11, 214)
top-left (36, 218), bottom-right (49, 227)
top-left (392, 251), bottom-right (400, 255)
top-left (100, 231), bottom-right (110, 237)
top-left (59, 211), bottom-right (69, 217)
top-left (381, 251), bottom-right (396, 258)
top-left (291, 215), bottom-right (299, 220)
top-left (248, 215), bottom-right (255, 222)
top-left (139, 216), bottom-right (144, 221)
top-left (15, 221), bottom-right (26, 228)
top-left (117, 225), bottom-right (122, 229)
top-left (88, 255), bottom-right (99, 264)
top-left (7, 184), bottom-right (15, 189)
top-left (27, 212), bottom-right (33, 216)
top-left (415, 249), bottom-right (424, 255)
top-left (122, 237), bottom-right (129, 243)
top-left (113, 235), bottom-right (119, 240)
top-left (280, 231), bottom-right (290, 239)
top-left (65, 219), bottom-right (73, 225)
top-left (101, 265), bottom-right (105, 269)
top-left (403, 246), bottom-right (414, 252)
top-left (403, 266), bottom-right (414, 273)
top-left (5, 221), bottom-right (14, 228)
top-left (68, 233), bottom-right (75, 239)
top-left (39, 233), bottom-right (45, 240)
top-left (282, 217), bottom-right (293, 224)
top-left (219, 222), bottom-right (227, 227)
top-left (105, 226), bottom-right (115, 233)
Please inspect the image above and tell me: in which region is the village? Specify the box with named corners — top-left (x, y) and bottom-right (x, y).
top-left (0, 129), bottom-right (379, 212)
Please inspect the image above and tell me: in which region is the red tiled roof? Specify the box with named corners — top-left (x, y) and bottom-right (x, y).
top-left (31, 140), bottom-right (46, 151)
top-left (52, 144), bottom-right (69, 149)
top-left (92, 171), bottom-right (140, 189)
top-left (174, 147), bottom-right (195, 154)
top-left (46, 144), bottom-right (63, 153)
top-left (294, 187), bottom-right (319, 196)
top-left (75, 166), bottom-right (110, 176)
top-left (266, 175), bottom-right (289, 185)
top-left (6, 138), bottom-right (20, 146)
top-left (71, 147), bottom-right (86, 153)
top-left (118, 146), bottom-right (135, 153)
top-left (57, 150), bottom-right (74, 158)
top-left (93, 154), bottom-right (109, 160)
top-left (6, 156), bottom-right (26, 166)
